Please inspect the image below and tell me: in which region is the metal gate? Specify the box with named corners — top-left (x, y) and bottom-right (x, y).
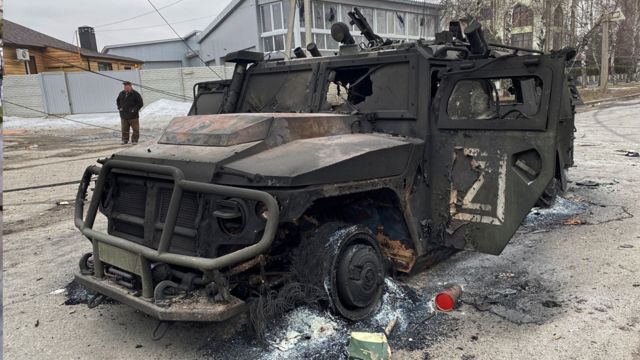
top-left (66, 70), bottom-right (141, 114)
top-left (41, 72), bottom-right (71, 114)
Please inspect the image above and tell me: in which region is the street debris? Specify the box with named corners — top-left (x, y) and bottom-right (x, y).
top-left (618, 244), bottom-right (635, 249)
top-left (346, 332), bottom-right (391, 360)
top-left (49, 288), bottom-right (65, 295)
top-left (434, 284), bottom-right (463, 312)
top-left (541, 300), bottom-right (562, 308)
top-left (576, 180), bottom-right (600, 187)
top-left (563, 217), bottom-right (584, 225)
top-left (616, 149), bottom-right (639, 157)
top-left (384, 318), bottom-right (397, 336)
top-left (56, 201), bottom-right (70, 206)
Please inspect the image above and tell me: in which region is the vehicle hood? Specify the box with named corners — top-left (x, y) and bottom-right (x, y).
top-left (112, 113), bottom-right (421, 186)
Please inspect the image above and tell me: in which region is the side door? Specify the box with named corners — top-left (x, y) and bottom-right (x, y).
top-left (429, 54), bottom-right (563, 255)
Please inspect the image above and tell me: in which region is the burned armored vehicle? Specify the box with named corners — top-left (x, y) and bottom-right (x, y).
top-left (74, 10), bottom-right (578, 324)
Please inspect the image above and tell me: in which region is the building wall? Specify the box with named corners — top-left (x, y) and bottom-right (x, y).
top-left (3, 46), bottom-right (46, 75)
top-left (198, 0), bottom-right (260, 65)
top-left (2, 45), bottom-right (140, 75)
top-left (105, 40), bottom-right (187, 66)
top-left (456, 0), bottom-right (569, 51)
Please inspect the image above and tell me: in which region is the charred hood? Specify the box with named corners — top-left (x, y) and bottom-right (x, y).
top-left (111, 113), bottom-right (421, 187)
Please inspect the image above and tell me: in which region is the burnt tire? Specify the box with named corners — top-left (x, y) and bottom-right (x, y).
top-left (535, 177), bottom-right (560, 208)
top-left (293, 223), bottom-right (385, 321)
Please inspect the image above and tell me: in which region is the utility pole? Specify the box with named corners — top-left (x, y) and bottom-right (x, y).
top-left (599, 15), bottom-right (609, 92)
top-left (304, 0), bottom-right (312, 46)
top-left (599, 9), bottom-right (626, 92)
top-left (285, 0), bottom-right (296, 58)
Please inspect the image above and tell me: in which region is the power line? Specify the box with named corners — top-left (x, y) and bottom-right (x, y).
top-left (95, 14), bottom-right (216, 32)
top-left (4, 180), bottom-right (87, 193)
top-left (95, 0), bottom-right (186, 28)
top-left (2, 99), bottom-right (157, 139)
top-left (146, 0), bottom-right (224, 80)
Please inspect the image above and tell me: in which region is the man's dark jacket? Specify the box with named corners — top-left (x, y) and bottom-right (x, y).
top-left (116, 90), bottom-right (144, 120)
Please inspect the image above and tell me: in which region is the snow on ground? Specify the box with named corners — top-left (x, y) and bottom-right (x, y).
top-left (2, 99), bottom-right (191, 131)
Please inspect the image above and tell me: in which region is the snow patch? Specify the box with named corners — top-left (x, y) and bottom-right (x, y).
top-left (139, 99), bottom-right (191, 128)
top-left (3, 99), bottom-right (191, 131)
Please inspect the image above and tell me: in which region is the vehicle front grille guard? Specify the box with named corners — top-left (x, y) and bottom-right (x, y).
top-left (75, 159), bottom-right (279, 299)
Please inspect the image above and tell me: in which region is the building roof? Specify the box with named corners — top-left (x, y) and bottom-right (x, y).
top-left (102, 30), bottom-right (201, 53)
top-left (3, 19), bottom-right (143, 63)
top-left (197, 0), bottom-right (442, 43)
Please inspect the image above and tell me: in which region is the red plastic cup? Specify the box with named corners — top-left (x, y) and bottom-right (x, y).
top-left (434, 284), bottom-right (462, 312)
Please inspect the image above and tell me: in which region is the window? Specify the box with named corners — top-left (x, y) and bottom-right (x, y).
top-left (447, 77), bottom-right (542, 121)
top-left (261, 5), bottom-right (273, 32)
top-left (394, 12), bottom-right (405, 35)
top-left (124, 65), bottom-right (132, 70)
top-left (312, 1), bottom-right (337, 30)
top-left (98, 62), bottom-right (113, 71)
top-left (25, 57), bottom-right (38, 74)
top-left (423, 15), bottom-right (437, 39)
top-left (512, 4), bottom-right (533, 27)
top-left (260, 2), bottom-right (288, 52)
top-left (511, 32), bottom-right (533, 49)
top-left (407, 13), bottom-right (419, 37)
top-left (376, 9), bottom-right (388, 34)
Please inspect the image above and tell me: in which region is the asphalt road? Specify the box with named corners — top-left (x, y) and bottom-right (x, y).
top-left (2, 101), bottom-right (640, 359)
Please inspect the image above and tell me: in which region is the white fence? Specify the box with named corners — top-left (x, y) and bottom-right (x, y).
top-left (3, 65), bottom-right (235, 117)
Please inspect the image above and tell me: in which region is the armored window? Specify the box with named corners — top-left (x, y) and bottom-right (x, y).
top-left (324, 62), bottom-right (412, 116)
top-left (512, 4), bottom-right (533, 27)
top-left (239, 68), bottom-right (314, 112)
top-left (447, 77), bottom-right (542, 121)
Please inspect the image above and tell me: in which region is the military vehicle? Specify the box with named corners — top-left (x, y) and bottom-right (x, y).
top-left (74, 9), bottom-right (579, 324)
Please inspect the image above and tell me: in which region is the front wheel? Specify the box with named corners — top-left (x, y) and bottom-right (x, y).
top-left (294, 223), bottom-right (386, 321)
top-left (535, 177), bottom-right (561, 208)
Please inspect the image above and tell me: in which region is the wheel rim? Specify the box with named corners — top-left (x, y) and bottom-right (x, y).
top-left (336, 244), bottom-right (383, 309)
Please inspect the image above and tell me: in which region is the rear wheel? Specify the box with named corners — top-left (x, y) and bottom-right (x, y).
top-left (293, 223), bottom-right (385, 321)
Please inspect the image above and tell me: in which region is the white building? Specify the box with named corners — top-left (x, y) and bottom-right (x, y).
top-left (197, 0), bottom-right (442, 65)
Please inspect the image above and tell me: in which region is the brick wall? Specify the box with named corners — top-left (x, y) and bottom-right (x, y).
top-left (139, 65), bottom-right (233, 104)
top-left (3, 75), bottom-right (46, 117)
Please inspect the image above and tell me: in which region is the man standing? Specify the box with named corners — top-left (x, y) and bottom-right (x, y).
top-left (116, 81), bottom-right (144, 144)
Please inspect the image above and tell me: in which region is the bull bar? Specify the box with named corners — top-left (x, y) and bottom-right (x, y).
top-left (74, 160), bottom-right (279, 319)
